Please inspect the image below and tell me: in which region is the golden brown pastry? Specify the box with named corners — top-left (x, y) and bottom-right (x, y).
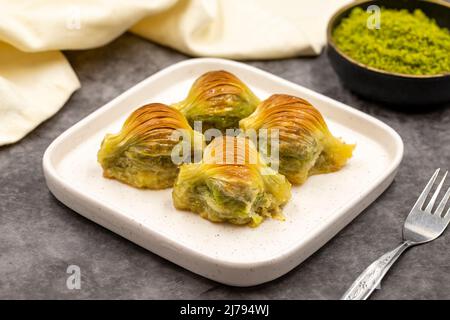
top-left (172, 136), bottom-right (291, 227)
top-left (173, 70), bottom-right (260, 132)
top-left (240, 94), bottom-right (355, 184)
top-left (98, 103), bottom-right (204, 189)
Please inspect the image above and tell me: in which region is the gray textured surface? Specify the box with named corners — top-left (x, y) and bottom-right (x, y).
top-left (1, 33), bottom-right (449, 300)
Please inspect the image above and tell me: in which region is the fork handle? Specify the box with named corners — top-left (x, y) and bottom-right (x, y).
top-left (341, 241), bottom-right (412, 300)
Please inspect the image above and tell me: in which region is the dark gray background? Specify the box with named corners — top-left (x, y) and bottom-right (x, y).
top-left (1, 33), bottom-right (449, 299)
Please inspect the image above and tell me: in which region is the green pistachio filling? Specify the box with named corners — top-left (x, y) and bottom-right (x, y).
top-left (102, 152), bottom-right (178, 189)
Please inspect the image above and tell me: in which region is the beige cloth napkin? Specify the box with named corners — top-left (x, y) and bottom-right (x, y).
top-left (0, 0), bottom-right (350, 145)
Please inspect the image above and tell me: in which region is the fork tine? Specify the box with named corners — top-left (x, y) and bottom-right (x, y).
top-left (412, 169), bottom-right (440, 211)
top-left (435, 185), bottom-right (450, 216)
top-left (425, 171), bottom-right (448, 213)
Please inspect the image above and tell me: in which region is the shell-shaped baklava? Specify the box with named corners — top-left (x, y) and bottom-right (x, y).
top-left (172, 70), bottom-right (260, 133)
top-left (98, 103), bottom-right (204, 189)
top-left (172, 136), bottom-right (291, 227)
top-left (240, 94), bottom-right (355, 185)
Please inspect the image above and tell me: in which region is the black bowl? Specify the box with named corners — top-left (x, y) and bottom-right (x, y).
top-left (327, 0), bottom-right (450, 106)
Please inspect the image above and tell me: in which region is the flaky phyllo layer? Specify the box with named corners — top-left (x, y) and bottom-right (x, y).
top-left (172, 136), bottom-right (291, 227)
top-left (172, 70), bottom-right (260, 133)
top-left (240, 94), bottom-right (355, 185)
top-left (98, 103), bottom-right (204, 189)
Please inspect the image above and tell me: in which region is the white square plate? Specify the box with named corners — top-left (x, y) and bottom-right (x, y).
top-left (43, 58), bottom-right (403, 286)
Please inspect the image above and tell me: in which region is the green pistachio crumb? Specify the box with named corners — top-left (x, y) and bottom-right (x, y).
top-left (333, 7), bottom-right (450, 75)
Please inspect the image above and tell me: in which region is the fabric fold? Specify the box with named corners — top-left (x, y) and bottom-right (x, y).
top-left (0, 0), bottom-right (179, 52)
top-left (0, 42), bottom-right (80, 145)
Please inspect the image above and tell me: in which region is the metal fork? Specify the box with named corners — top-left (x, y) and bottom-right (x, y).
top-left (342, 169), bottom-right (450, 300)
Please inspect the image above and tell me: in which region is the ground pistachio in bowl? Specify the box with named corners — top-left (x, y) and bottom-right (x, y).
top-left (332, 7), bottom-right (450, 76)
